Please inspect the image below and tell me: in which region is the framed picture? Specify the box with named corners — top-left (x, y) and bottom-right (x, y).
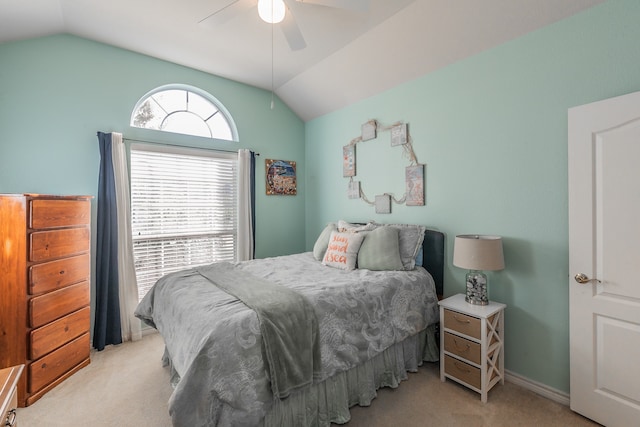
top-left (391, 123), bottom-right (408, 146)
top-left (405, 164), bottom-right (425, 206)
top-left (266, 159), bottom-right (297, 195)
top-left (361, 120), bottom-right (377, 141)
top-left (343, 145), bottom-right (356, 177)
top-left (375, 194), bottom-right (391, 214)
top-left (348, 180), bottom-right (360, 199)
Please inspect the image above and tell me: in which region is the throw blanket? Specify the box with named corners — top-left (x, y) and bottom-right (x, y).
top-left (196, 263), bottom-right (321, 398)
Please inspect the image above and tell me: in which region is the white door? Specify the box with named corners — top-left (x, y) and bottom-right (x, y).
top-left (568, 91), bottom-right (640, 427)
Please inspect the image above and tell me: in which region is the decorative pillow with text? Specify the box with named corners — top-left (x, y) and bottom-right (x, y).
top-left (322, 230), bottom-right (365, 270)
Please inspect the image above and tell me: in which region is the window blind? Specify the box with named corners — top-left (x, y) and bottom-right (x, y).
top-left (130, 145), bottom-right (238, 301)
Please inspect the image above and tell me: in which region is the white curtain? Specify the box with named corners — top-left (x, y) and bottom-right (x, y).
top-left (111, 132), bottom-right (142, 342)
top-left (237, 149), bottom-right (254, 261)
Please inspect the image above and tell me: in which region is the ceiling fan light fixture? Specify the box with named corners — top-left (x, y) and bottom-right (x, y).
top-left (258, 0), bottom-right (286, 24)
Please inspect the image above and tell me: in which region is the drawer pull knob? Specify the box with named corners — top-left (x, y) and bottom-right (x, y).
top-left (59, 270), bottom-right (65, 275)
top-left (41, 363), bottom-right (47, 369)
top-left (454, 361), bottom-right (471, 373)
top-left (453, 315), bottom-right (470, 324)
top-left (453, 339), bottom-right (470, 352)
top-left (6, 408), bottom-right (17, 427)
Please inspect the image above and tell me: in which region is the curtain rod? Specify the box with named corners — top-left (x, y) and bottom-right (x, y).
top-left (122, 137), bottom-right (260, 156)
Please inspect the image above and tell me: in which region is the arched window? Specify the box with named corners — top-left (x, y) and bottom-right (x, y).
top-left (130, 85), bottom-right (237, 141)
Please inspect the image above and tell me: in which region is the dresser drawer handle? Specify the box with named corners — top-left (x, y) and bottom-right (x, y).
top-left (454, 361), bottom-right (471, 373)
top-left (453, 315), bottom-right (470, 324)
top-left (6, 408), bottom-right (17, 427)
top-left (453, 339), bottom-right (470, 353)
top-left (59, 270), bottom-right (65, 275)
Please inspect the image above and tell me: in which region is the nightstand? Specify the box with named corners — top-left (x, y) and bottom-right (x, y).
top-left (1, 365), bottom-right (23, 427)
top-left (439, 293), bottom-right (506, 402)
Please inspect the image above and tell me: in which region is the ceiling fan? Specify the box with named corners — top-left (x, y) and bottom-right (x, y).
top-left (200, 0), bottom-right (369, 51)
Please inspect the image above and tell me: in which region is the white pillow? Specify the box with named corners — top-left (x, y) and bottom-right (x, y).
top-left (337, 220), bottom-right (376, 233)
top-left (322, 230), bottom-right (365, 270)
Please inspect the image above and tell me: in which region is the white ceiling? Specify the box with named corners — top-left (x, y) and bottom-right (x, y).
top-left (0, 0), bottom-right (605, 121)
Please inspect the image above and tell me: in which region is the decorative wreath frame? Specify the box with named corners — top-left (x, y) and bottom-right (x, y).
top-left (343, 119), bottom-right (425, 213)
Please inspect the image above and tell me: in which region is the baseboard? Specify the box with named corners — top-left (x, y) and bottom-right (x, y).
top-left (141, 326), bottom-right (158, 336)
top-left (505, 370), bottom-right (570, 406)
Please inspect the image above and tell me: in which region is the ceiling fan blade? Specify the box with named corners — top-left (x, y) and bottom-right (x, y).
top-left (295, 0), bottom-right (368, 12)
top-left (281, 10), bottom-right (306, 51)
top-left (199, 0), bottom-right (255, 26)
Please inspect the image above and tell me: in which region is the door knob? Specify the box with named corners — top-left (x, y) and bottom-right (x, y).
top-left (574, 273), bottom-right (601, 284)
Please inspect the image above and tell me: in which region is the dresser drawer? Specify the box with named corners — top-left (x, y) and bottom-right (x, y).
top-left (29, 281), bottom-right (89, 328)
top-left (29, 199), bottom-right (91, 229)
top-left (29, 254), bottom-right (91, 295)
top-left (30, 307), bottom-right (90, 360)
top-left (28, 333), bottom-right (90, 393)
top-left (444, 354), bottom-right (481, 389)
top-left (443, 309), bottom-right (481, 339)
top-left (29, 227), bottom-right (90, 262)
top-left (444, 332), bottom-right (481, 365)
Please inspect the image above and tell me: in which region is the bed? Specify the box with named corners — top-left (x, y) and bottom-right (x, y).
top-left (135, 222), bottom-right (444, 427)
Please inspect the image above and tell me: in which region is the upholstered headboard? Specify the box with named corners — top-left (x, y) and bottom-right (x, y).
top-left (423, 229), bottom-right (445, 297)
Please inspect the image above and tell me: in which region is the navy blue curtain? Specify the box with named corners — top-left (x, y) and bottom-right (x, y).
top-left (250, 151), bottom-right (256, 258)
top-left (93, 131), bottom-right (123, 350)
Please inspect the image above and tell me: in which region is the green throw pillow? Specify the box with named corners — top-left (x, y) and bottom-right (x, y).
top-left (357, 226), bottom-right (404, 271)
top-left (313, 222), bottom-right (337, 261)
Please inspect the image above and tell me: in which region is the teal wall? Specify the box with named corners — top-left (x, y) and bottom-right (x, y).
top-left (0, 34), bottom-right (306, 335)
top-left (305, 0), bottom-right (640, 393)
top-left (0, 34), bottom-right (306, 259)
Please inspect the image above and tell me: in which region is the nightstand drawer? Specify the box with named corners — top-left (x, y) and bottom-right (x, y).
top-left (443, 309), bottom-right (481, 339)
top-left (444, 354), bottom-right (480, 389)
top-left (444, 332), bottom-right (481, 364)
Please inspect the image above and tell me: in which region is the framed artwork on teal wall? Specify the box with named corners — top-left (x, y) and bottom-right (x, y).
top-left (343, 144), bottom-right (356, 177)
top-left (266, 159), bottom-right (297, 195)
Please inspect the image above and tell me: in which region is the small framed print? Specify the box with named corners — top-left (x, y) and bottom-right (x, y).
top-left (348, 180), bottom-right (360, 199)
top-left (406, 164), bottom-right (425, 206)
top-left (361, 120), bottom-right (377, 141)
top-left (266, 159), bottom-right (297, 195)
top-left (391, 123), bottom-right (408, 146)
top-left (375, 194), bottom-right (391, 214)
top-left (343, 145), bottom-right (356, 177)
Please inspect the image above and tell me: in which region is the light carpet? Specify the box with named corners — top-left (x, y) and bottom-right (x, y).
top-left (17, 332), bottom-right (599, 427)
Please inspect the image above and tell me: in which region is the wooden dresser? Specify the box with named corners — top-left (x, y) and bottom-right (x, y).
top-left (0, 194), bottom-right (92, 407)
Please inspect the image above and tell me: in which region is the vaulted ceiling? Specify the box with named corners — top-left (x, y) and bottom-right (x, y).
top-left (0, 0), bottom-right (605, 121)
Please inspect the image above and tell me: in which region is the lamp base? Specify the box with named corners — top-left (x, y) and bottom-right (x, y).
top-left (465, 270), bottom-right (488, 305)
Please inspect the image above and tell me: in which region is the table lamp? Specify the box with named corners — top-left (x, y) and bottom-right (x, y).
top-left (453, 235), bottom-right (505, 305)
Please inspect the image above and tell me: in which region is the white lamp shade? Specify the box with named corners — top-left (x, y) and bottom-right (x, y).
top-left (258, 0), bottom-right (286, 23)
top-left (453, 235), bottom-right (505, 271)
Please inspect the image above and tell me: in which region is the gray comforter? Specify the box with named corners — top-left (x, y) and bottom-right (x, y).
top-left (135, 252), bottom-right (438, 427)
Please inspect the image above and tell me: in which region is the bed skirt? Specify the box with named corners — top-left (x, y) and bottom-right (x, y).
top-left (264, 323), bottom-right (439, 427)
top-left (161, 324), bottom-right (439, 427)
